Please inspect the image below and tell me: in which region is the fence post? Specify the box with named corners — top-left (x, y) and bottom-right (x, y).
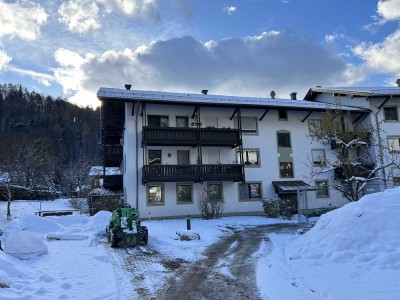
top-left (297, 187), bottom-right (301, 223)
top-left (186, 215), bottom-right (191, 230)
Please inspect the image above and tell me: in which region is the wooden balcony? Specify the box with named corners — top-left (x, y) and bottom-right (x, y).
top-left (103, 175), bottom-right (123, 191)
top-left (142, 127), bottom-right (241, 147)
top-left (103, 145), bottom-right (123, 167)
top-left (142, 164), bottom-right (244, 183)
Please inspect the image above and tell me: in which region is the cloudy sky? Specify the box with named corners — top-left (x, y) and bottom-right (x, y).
top-left (1, 0), bottom-right (400, 107)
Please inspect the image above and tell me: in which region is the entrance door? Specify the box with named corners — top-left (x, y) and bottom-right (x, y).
top-left (207, 149), bottom-right (220, 164)
top-left (205, 116), bottom-right (218, 128)
top-left (177, 150), bottom-right (190, 165)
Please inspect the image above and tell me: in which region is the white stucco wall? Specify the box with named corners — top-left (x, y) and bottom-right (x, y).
top-left (123, 102), bottom-right (351, 218)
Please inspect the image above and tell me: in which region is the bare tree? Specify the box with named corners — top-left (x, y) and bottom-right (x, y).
top-left (63, 160), bottom-right (93, 197)
top-left (308, 101), bottom-right (399, 201)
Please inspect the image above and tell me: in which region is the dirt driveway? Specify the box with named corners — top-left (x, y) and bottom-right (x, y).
top-left (151, 224), bottom-right (302, 300)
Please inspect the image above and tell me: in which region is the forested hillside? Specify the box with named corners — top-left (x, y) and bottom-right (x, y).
top-left (0, 83), bottom-right (101, 198)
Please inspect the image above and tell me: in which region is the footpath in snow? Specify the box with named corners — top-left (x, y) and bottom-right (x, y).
top-left (257, 187), bottom-right (400, 300)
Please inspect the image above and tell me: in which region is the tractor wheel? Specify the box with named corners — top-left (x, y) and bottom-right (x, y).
top-left (139, 226), bottom-right (148, 246)
top-left (110, 228), bottom-right (119, 248)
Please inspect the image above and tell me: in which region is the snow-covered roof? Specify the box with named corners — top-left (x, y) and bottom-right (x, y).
top-left (97, 88), bottom-right (369, 112)
top-left (304, 86), bottom-right (400, 100)
top-left (89, 166), bottom-right (121, 176)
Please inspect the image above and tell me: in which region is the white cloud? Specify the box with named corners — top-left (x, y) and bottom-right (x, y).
top-left (7, 66), bottom-right (55, 85)
top-left (58, 0), bottom-right (101, 33)
top-left (353, 29), bottom-right (400, 75)
top-left (100, 0), bottom-right (161, 20)
top-left (0, 1), bottom-right (48, 40)
top-left (377, 0), bottom-right (400, 22)
top-left (58, 0), bottom-right (167, 33)
top-left (224, 6), bottom-right (237, 15)
top-left (0, 50), bottom-right (11, 71)
top-left (54, 32), bottom-right (356, 107)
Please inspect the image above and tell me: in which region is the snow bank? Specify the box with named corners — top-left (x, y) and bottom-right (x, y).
top-left (4, 230), bottom-right (48, 260)
top-left (4, 215), bottom-right (61, 234)
top-left (288, 187), bottom-right (400, 269)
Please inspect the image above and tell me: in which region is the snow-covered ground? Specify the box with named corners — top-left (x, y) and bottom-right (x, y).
top-left (257, 187), bottom-right (400, 300)
top-left (0, 199), bottom-right (291, 299)
top-left (1, 189), bottom-right (400, 299)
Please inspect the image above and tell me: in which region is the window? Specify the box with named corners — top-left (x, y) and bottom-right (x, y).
top-left (315, 180), bottom-right (329, 198)
top-left (394, 177), bottom-right (400, 185)
top-left (148, 115), bottom-right (169, 127)
top-left (278, 109), bottom-right (288, 120)
top-left (177, 150), bottom-right (190, 165)
top-left (176, 116), bottom-right (189, 128)
top-left (311, 149), bottom-right (326, 166)
top-left (384, 107), bottom-right (398, 121)
top-left (277, 132), bottom-right (291, 148)
top-left (235, 117), bottom-right (258, 134)
top-left (237, 149), bottom-right (260, 167)
top-left (177, 184), bottom-right (192, 203)
top-left (280, 162), bottom-right (293, 178)
top-left (207, 183), bottom-right (223, 201)
top-left (147, 184), bottom-right (164, 205)
top-left (148, 150), bottom-right (161, 165)
top-left (239, 182), bottom-right (261, 201)
top-left (308, 119), bottom-right (321, 135)
top-left (388, 137), bottom-right (400, 153)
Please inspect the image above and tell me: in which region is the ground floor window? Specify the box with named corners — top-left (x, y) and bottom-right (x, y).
top-left (147, 184), bottom-right (164, 205)
top-left (279, 162), bottom-right (293, 178)
top-left (207, 183), bottom-right (223, 202)
top-left (177, 183), bottom-right (192, 203)
top-left (239, 182), bottom-right (261, 201)
top-left (315, 180), bottom-right (329, 198)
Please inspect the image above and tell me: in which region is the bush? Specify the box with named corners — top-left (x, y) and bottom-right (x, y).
top-left (197, 189), bottom-right (224, 219)
top-left (262, 197), bottom-right (297, 219)
top-left (68, 197), bottom-right (88, 210)
top-left (308, 206), bottom-right (337, 217)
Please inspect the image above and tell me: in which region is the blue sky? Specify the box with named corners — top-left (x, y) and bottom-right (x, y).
top-left (0, 0), bottom-right (400, 107)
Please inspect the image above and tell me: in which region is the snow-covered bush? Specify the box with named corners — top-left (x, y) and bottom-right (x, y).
top-left (68, 197), bottom-right (88, 210)
top-left (197, 189), bottom-right (224, 219)
top-left (262, 197), bottom-right (297, 219)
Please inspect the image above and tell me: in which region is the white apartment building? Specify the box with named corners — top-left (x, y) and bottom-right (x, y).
top-left (305, 86), bottom-right (400, 188)
top-left (98, 87), bottom-right (370, 218)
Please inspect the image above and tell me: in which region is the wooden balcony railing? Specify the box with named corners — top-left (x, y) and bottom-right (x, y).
top-left (142, 127), bottom-right (241, 147)
top-left (142, 164), bottom-right (244, 183)
top-left (103, 145), bottom-right (123, 167)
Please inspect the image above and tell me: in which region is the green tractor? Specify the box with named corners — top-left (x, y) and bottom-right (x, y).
top-left (106, 204), bottom-right (148, 248)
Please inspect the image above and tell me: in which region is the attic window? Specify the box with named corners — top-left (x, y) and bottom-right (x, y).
top-left (278, 109), bottom-right (288, 120)
top-left (384, 107), bottom-right (398, 121)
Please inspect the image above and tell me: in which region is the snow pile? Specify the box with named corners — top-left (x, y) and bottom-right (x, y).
top-left (0, 268), bottom-right (9, 287)
top-left (174, 230), bottom-right (201, 241)
top-left (3, 215), bottom-right (61, 233)
top-left (3, 230), bottom-right (48, 260)
top-left (288, 187), bottom-right (400, 269)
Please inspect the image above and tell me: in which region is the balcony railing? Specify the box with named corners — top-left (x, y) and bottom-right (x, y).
top-left (142, 164), bottom-right (244, 183)
top-left (103, 175), bottom-right (123, 191)
top-left (142, 127), bottom-right (241, 147)
top-left (103, 145), bottom-right (123, 167)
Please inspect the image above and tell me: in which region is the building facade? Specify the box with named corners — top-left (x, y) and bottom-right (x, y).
top-left (305, 86), bottom-right (400, 188)
top-left (98, 87), bottom-right (370, 218)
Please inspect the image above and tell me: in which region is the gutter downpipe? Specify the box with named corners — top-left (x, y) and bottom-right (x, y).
top-left (374, 96), bottom-right (391, 189)
top-left (135, 101), bottom-right (140, 209)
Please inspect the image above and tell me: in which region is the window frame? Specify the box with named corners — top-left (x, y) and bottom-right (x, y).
top-left (279, 162), bottom-right (294, 178)
top-left (234, 116), bottom-right (258, 135)
top-left (238, 182), bottom-right (262, 202)
top-left (147, 184), bottom-right (165, 206)
top-left (311, 149), bottom-right (326, 167)
top-left (148, 149), bottom-right (162, 165)
top-left (277, 131), bottom-right (291, 148)
top-left (207, 182), bottom-right (224, 202)
top-left (237, 148), bottom-right (261, 167)
top-left (177, 150), bottom-right (190, 165)
top-left (278, 109), bottom-right (288, 121)
top-left (176, 116), bottom-right (189, 128)
top-left (176, 183), bottom-right (193, 204)
top-left (387, 136), bottom-right (400, 153)
top-left (383, 106), bottom-right (398, 122)
top-left (315, 180), bottom-right (329, 198)
top-left (147, 115), bottom-right (169, 127)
